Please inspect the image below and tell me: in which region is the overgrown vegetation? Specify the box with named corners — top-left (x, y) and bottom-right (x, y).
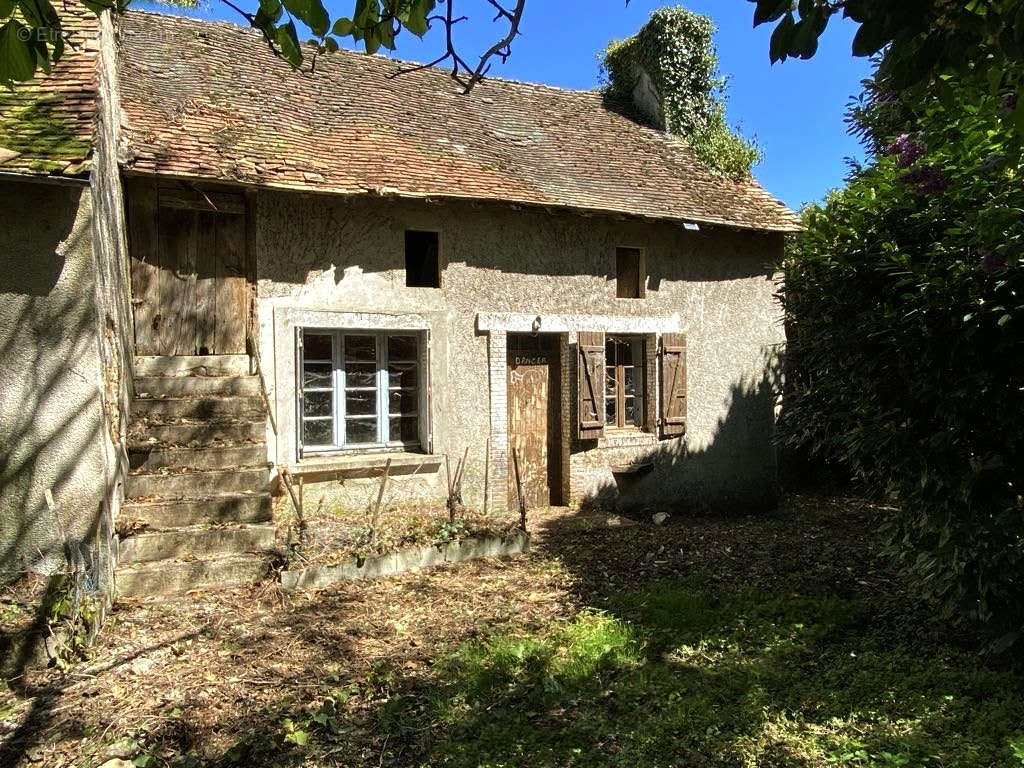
top-left (5, 497), bottom-right (1024, 767)
top-left (782, 56), bottom-right (1024, 647)
top-left (602, 6), bottom-right (761, 178)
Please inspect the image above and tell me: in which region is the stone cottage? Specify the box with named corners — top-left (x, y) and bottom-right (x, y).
top-left (0, 9), bottom-right (799, 596)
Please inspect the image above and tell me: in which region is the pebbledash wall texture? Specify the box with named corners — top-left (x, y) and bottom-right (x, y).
top-left (255, 192), bottom-right (785, 517)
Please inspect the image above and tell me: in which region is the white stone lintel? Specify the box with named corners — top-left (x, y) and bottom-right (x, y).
top-left (476, 312), bottom-right (682, 334)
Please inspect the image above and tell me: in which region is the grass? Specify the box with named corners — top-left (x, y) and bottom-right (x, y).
top-left (368, 577), bottom-right (1024, 767)
top-left (3, 496), bottom-right (1024, 767)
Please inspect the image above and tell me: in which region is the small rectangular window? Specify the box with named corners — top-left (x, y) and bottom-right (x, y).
top-left (405, 230), bottom-right (440, 288)
top-left (299, 330), bottom-right (421, 452)
top-left (604, 335), bottom-right (645, 429)
top-left (615, 247), bottom-right (644, 299)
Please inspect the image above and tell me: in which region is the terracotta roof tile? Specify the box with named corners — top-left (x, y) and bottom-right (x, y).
top-left (116, 10), bottom-right (800, 232)
top-left (0, 7), bottom-right (97, 177)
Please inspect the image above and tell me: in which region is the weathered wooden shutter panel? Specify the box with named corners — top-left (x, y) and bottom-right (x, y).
top-left (295, 326), bottom-right (305, 460)
top-left (660, 333), bottom-right (687, 439)
top-left (643, 334), bottom-right (658, 433)
top-left (424, 328), bottom-right (434, 454)
top-left (577, 331), bottom-right (605, 440)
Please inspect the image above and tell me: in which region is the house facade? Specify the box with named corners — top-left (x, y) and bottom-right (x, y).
top-left (0, 10), bottom-right (798, 596)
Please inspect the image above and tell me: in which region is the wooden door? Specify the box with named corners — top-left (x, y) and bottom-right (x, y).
top-left (128, 182), bottom-right (251, 356)
top-left (507, 334), bottom-right (562, 509)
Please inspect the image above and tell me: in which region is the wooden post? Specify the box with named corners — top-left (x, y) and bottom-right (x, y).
top-left (512, 447), bottom-right (527, 530)
top-left (370, 458), bottom-right (392, 548)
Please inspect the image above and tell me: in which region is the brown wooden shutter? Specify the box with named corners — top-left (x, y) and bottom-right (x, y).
top-left (577, 331), bottom-right (605, 440)
top-left (660, 333), bottom-right (687, 439)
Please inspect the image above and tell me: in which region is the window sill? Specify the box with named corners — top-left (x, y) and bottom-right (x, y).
top-left (285, 450), bottom-right (441, 481)
top-left (597, 430), bottom-right (658, 449)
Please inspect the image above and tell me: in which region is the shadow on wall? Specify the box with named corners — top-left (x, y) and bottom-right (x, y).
top-left (577, 350), bottom-right (782, 516)
top-left (0, 181), bottom-right (110, 595)
top-left (243, 189), bottom-right (777, 287)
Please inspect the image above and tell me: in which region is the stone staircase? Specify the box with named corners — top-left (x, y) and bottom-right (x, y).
top-left (116, 355), bottom-right (278, 596)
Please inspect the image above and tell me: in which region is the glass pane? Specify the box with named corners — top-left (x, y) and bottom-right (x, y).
top-left (623, 397), bottom-right (640, 427)
top-left (605, 393), bottom-right (616, 426)
top-left (388, 361), bottom-right (418, 388)
top-left (605, 338), bottom-right (615, 364)
top-left (344, 335), bottom-right (376, 362)
top-left (303, 390), bottom-right (333, 418)
top-left (304, 333), bottom-right (332, 361)
top-left (605, 367), bottom-right (616, 397)
top-left (346, 418), bottom-right (378, 444)
top-left (302, 363), bottom-right (333, 389)
top-left (303, 418), bottom-right (333, 446)
top-left (345, 362), bottom-right (377, 388)
top-left (345, 389), bottom-right (377, 416)
top-left (389, 416), bottom-right (419, 444)
top-left (623, 366), bottom-right (636, 397)
top-left (388, 335), bottom-right (418, 362)
top-left (389, 388), bottom-right (418, 415)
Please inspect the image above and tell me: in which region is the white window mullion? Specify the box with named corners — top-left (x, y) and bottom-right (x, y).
top-left (342, 331), bottom-right (350, 450)
top-left (377, 332), bottom-right (389, 444)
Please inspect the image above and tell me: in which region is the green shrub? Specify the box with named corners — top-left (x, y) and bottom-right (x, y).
top-left (601, 6), bottom-right (760, 178)
top-left (782, 63), bottom-right (1024, 646)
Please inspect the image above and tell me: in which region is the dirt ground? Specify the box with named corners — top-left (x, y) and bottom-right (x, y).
top-left (0, 495), bottom-right (900, 767)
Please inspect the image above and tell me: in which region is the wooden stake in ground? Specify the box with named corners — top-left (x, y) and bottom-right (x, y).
top-left (512, 447), bottom-right (527, 530)
top-left (370, 458), bottom-right (392, 548)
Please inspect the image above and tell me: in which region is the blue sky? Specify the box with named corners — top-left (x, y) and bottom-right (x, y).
top-left (138, 0), bottom-right (873, 210)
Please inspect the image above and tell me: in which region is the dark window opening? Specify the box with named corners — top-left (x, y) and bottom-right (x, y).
top-left (615, 247), bottom-right (643, 299)
top-left (405, 230), bottom-right (440, 288)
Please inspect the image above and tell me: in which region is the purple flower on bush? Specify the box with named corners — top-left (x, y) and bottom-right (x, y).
top-left (1002, 92), bottom-right (1018, 113)
top-left (899, 164), bottom-right (947, 195)
top-left (980, 251), bottom-right (1006, 274)
top-left (884, 133), bottom-right (927, 168)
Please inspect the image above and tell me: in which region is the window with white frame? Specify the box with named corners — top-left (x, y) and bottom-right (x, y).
top-left (299, 330), bottom-right (421, 452)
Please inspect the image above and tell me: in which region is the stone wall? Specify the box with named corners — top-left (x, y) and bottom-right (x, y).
top-left (252, 192), bottom-right (784, 518)
top-left (0, 179), bottom-right (110, 579)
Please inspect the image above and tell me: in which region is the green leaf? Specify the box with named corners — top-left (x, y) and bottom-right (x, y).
top-left (288, 729), bottom-right (310, 746)
top-left (257, 0), bottom-right (282, 24)
top-left (769, 11), bottom-right (796, 63)
top-left (0, 19), bottom-right (37, 83)
top-left (399, 0), bottom-right (434, 37)
top-left (276, 20), bottom-right (302, 67)
top-left (753, 0), bottom-right (791, 27)
top-left (851, 19), bottom-right (889, 57)
top-left (282, 0), bottom-right (329, 38)
top-left (332, 17), bottom-right (353, 36)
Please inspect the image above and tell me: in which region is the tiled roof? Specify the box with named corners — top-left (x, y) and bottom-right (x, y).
top-left (0, 6), bottom-right (97, 176)
top-left (116, 11), bottom-right (800, 232)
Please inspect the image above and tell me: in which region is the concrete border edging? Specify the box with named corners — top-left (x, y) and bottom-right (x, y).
top-left (279, 530), bottom-right (530, 590)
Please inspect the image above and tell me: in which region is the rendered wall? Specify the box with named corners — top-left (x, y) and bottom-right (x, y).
top-left (253, 192), bottom-right (784, 516)
top-left (0, 179), bottom-right (110, 579)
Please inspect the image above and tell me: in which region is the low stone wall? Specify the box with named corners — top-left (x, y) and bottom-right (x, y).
top-left (280, 530), bottom-right (529, 590)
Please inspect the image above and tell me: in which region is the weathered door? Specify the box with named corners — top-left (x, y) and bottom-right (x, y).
top-left (507, 334), bottom-right (562, 509)
top-left (128, 182), bottom-right (251, 356)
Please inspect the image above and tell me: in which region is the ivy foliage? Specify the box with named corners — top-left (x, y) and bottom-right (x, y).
top-left (602, 6), bottom-right (760, 178)
top-left (782, 58), bottom-right (1024, 647)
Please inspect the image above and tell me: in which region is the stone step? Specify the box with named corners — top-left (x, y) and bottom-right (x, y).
top-left (116, 554), bottom-right (271, 596)
top-left (119, 523), bottom-right (278, 564)
top-left (135, 355), bottom-right (250, 378)
top-left (135, 375), bottom-right (260, 398)
top-left (133, 396), bottom-right (262, 420)
top-left (127, 467), bottom-right (269, 499)
top-left (121, 493), bottom-right (273, 529)
top-left (129, 443), bottom-right (268, 472)
top-left (131, 420), bottom-right (265, 446)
